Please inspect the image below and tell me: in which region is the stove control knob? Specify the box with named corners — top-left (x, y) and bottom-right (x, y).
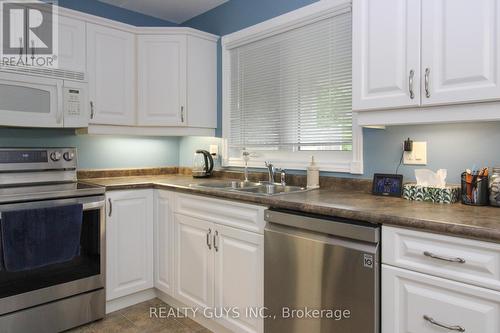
top-left (63, 151), bottom-right (75, 161)
top-left (50, 151), bottom-right (62, 161)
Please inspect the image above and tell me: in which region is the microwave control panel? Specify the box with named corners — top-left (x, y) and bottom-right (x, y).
top-left (64, 88), bottom-right (82, 116)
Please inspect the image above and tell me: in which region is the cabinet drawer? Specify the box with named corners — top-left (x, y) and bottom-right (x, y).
top-left (174, 193), bottom-right (266, 233)
top-left (382, 265), bottom-right (500, 333)
top-left (383, 226), bottom-right (500, 291)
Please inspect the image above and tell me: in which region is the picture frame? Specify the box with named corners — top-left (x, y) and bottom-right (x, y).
top-left (372, 174), bottom-right (403, 197)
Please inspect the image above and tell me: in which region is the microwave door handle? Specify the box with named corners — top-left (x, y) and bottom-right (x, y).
top-left (57, 82), bottom-right (63, 125)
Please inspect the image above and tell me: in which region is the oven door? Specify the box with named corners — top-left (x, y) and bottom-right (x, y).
top-left (0, 71), bottom-right (63, 128)
top-left (0, 195), bottom-right (105, 315)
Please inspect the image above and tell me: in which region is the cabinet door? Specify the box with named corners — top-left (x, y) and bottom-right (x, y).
top-left (353, 0), bottom-right (421, 111)
top-left (137, 35), bottom-right (186, 126)
top-left (186, 36), bottom-right (217, 129)
top-left (58, 16), bottom-right (86, 75)
top-left (87, 23), bottom-right (135, 125)
top-left (214, 225), bottom-right (264, 333)
top-left (382, 265), bottom-right (500, 333)
top-left (106, 190), bottom-right (154, 301)
top-left (154, 190), bottom-right (174, 296)
top-left (174, 214), bottom-right (214, 309)
top-left (421, 0), bottom-right (500, 105)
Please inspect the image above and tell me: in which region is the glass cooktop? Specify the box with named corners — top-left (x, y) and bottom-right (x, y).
top-left (0, 182), bottom-right (105, 204)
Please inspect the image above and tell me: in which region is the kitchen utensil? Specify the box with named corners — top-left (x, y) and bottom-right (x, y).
top-left (192, 150), bottom-right (214, 178)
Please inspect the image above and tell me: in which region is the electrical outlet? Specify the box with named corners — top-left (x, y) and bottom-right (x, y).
top-left (209, 145), bottom-right (219, 156)
top-left (404, 141), bottom-right (427, 165)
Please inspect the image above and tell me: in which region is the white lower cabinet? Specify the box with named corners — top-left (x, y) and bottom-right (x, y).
top-left (107, 189), bottom-right (264, 332)
top-left (214, 225), bottom-right (264, 333)
top-left (173, 212), bottom-right (264, 333)
top-left (154, 190), bottom-right (174, 296)
top-left (106, 190), bottom-right (154, 301)
top-left (174, 213), bottom-right (215, 309)
top-left (383, 265), bottom-right (500, 333)
top-left (382, 226), bottom-right (500, 333)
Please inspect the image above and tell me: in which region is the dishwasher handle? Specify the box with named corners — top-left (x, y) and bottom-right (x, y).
top-left (264, 209), bottom-right (380, 243)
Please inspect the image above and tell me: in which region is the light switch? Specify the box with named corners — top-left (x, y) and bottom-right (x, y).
top-left (403, 141), bottom-right (427, 165)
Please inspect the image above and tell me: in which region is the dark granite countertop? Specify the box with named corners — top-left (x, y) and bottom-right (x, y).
top-left (81, 175), bottom-right (500, 243)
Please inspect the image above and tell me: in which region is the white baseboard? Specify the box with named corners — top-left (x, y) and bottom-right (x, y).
top-left (156, 290), bottom-right (232, 333)
top-left (106, 288), bottom-right (157, 314)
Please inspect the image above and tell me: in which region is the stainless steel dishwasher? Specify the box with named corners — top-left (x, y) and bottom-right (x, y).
top-left (264, 209), bottom-right (380, 333)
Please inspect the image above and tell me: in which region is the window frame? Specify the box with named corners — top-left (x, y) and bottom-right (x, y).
top-left (221, 0), bottom-right (363, 174)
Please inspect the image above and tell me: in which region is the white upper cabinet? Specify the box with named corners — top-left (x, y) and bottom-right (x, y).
top-left (58, 16), bottom-right (86, 75)
top-left (186, 35), bottom-right (217, 129)
top-left (137, 35), bottom-right (187, 126)
top-left (421, 0), bottom-right (500, 106)
top-left (56, 10), bottom-right (218, 134)
top-left (353, 0), bottom-right (421, 110)
top-left (137, 34), bottom-right (217, 129)
top-left (87, 23), bottom-right (135, 125)
top-left (354, 0), bottom-right (500, 114)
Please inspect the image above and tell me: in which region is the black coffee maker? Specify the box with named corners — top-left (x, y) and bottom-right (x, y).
top-left (192, 150), bottom-right (214, 178)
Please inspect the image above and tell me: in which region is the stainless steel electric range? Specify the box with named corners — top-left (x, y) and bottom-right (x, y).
top-left (0, 148), bottom-right (106, 333)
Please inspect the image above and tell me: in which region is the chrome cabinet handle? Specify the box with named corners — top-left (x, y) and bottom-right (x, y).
top-left (206, 228), bottom-right (212, 250)
top-left (424, 68), bottom-right (431, 98)
top-left (90, 101), bottom-right (95, 119)
top-left (423, 251), bottom-right (465, 264)
top-left (108, 198), bottom-right (112, 217)
top-left (423, 315), bottom-right (465, 332)
top-left (180, 106), bottom-right (185, 123)
top-left (409, 69), bottom-right (415, 99)
top-left (214, 230), bottom-right (219, 252)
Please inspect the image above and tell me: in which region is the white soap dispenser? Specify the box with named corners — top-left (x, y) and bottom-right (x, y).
top-left (307, 156), bottom-right (320, 189)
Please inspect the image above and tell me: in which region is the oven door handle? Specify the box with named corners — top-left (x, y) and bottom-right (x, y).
top-left (0, 196), bottom-right (105, 217)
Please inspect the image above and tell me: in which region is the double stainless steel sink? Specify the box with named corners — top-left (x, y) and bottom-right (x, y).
top-left (190, 180), bottom-right (308, 196)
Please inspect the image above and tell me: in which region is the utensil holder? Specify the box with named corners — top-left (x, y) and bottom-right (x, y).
top-left (461, 172), bottom-right (489, 206)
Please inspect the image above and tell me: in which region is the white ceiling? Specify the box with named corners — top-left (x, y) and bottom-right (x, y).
top-left (98, 0), bottom-right (228, 24)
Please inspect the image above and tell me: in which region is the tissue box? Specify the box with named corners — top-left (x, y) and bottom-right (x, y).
top-left (403, 184), bottom-right (460, 204)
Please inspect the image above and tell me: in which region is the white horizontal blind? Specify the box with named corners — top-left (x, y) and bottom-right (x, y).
top-left (229, 7), bottom-right (352, 151)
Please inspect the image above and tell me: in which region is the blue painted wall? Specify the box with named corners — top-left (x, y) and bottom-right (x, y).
top-left (54, 0), bottom-right (177, 26)
top-left (178, 123), bottom-right (500, 184)
top-left (362, 123), bottom-right (500, 184)
top-left (179, 136), bottom-right (223, 168)
top-left (182, 0), bottom-right (500, 184)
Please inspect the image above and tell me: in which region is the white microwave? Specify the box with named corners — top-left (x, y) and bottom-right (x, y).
top-left (0, 71), bottom-right (88, 128)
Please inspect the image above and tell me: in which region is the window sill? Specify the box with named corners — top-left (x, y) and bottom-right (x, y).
top-left (223, 157), bottom-right (363, 174)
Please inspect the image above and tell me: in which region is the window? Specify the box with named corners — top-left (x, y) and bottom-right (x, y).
top-left (222, 1), bottom-right (363, 173)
